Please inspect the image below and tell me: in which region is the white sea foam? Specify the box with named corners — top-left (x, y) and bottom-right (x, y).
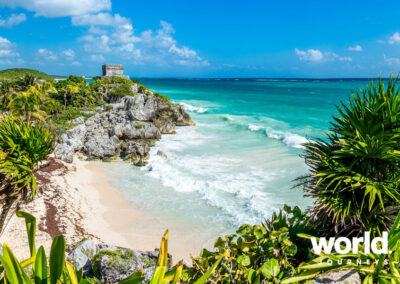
top-left (265, 127), bottom-right (308, 149)
top-left (180, 102), bottom-right (208, 113)
top-left (246, 123), bottom-right (307, 148)
top-left (141, 126), bottom-right (281, 225)
top-left (248, 124), bottom-right (263, 131)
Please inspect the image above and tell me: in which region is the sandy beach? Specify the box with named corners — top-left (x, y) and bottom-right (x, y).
top-left (0, 156), bottom-right (198, 262)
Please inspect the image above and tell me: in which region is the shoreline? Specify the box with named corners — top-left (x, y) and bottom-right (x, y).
top-left (1, 156), bottom-right (199, 262)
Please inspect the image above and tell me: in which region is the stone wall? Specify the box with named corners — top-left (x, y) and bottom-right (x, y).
top-left (102, 64), bottom-right (129, 79)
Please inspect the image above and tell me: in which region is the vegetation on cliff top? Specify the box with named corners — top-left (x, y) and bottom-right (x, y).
top-left (0, 68), bottom-right (54, 81)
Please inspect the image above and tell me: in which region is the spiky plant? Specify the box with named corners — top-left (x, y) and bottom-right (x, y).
top-left (0, 115), bottom-right (54, 233)
top-left (299, 75), bottom-right (400, 237)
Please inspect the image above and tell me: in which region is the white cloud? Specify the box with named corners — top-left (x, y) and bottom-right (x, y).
top-left (389, 32), bottom-right (400, 44)
top-left (0, 36), bottom-right (22, 65)
top-left (0, 13), bottom-right (26, 28)
top-left (62, 49), bottom-right (75, 60)
top-left (295, 48), bottom-right (352, 63)
top-left (338, 56), bottom-right (352, 62)
top-left (0, 0), bottom-right (111, 18)
top-left (72, 12), bottom-right (128, 27)
top-left (348, 45), bottom-right (362, 52)
top-left (89, 54), bottom-right (105, 62)
top-left (0, 36), bottom-right (19, 57)
top-left (384, 55), bottom-right (400, 65)
top-left (76, 15), bottom-right (208, 67)
top-left (80, 34), bottom-right (111, 53)
top-left (295, 48), bottom-right (323, 62)
top-left (35, 48), bottom-right (57, 61)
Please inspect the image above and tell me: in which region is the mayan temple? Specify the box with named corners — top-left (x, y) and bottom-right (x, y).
top-left (101, 64), bottom-right (129, 79)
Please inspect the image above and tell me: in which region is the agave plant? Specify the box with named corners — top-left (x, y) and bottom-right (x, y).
top-left (298, 75), bottom-right (400, 237)
top-left (0, 115), bottom-right (54, 233)
top-left (1, 211), bottom-right (219, 284)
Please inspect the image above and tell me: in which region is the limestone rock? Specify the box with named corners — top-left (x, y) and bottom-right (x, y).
top-left (68, 116), bottom-right (85, 125)
top-left (67, 240), bottom-right (98, 273)
top-left (91, 247), bottom-right (161, 283)
top-left (313, 269), bottom-right (361, 284)
top-left (53, 91), bottom-right (193, 166)
top-left (123, 141), bottom-right (150, 166)
top-left (156, 150), bottom-right (167, 158)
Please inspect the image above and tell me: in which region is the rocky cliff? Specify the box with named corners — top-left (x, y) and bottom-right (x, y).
top-left (54, 92), bottom-right (194, 165)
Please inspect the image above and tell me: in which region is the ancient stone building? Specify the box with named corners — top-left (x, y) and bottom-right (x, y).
top-left (102, 64), bottom-right (129, 79)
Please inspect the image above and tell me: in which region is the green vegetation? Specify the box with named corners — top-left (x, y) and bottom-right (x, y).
top-left (134, 124), bottom-right (144, 129)
top-left (184, 206), bottom-right (316, 283)
top-left (0, 68), bottom-right (54, 81)
top-left (109, 82), bottom-right (134, 97)
top-left (0, 115), bottom-right (54, 233)
top-left (0, 211), bottom-right (217, 284)
top-left (91, 248), bottom-right (136, 276)
top-left (285, 212), bottom-right (400, 283)
top-left (298, 76), bottom-right (400, 238)
top-left (153, 92), bottom-right (171, 103)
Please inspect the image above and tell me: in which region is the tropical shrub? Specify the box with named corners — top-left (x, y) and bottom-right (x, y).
top-left (0, 115), bottom-right (54, 233)
top-left (153, 93), bottom-right (171, 104)
top-left (8, 87), bottom-right (48, 122)
top-left (184, 206), bottom-right (314, 283)
top-left (298, 76), bottom-right (400, 238)
top-left (1, 211), bottom-right (218, 284)
top-left (0, 68), bottom-right (53, 81)
top-left (109, 83), bottom-right (134, 97)
top-left (284, 211), bottom-right (400, 283)
top-left (0, 80), bottom-right (16, 109)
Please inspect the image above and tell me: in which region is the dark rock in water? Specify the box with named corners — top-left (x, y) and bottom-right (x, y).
top-left (156, 150), bottom-right (167, 158)
top-left (123, 141), bottom-right (150, 166)
top-left (312, 269), bottom-right (361, 284)
top-left (54, 92), bottom-right (194, 166)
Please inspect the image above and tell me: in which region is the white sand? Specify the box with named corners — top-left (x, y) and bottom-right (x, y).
top-left (0, 156), bottom-right (197, 262)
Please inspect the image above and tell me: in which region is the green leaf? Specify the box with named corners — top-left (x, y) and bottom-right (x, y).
top-left (16, 211), bottom-right (37, 257)
top-left (261, 258), bottom-right (280, 279)
top-left (238, 254), bottom-right (251, 267)
top-left (149, 266), bottom-right (167, 284)
top-left (49, 235), bottom-right (66, 284)
top-left (34, 246), bottom-right (48, 284)
top-left (119, 271), bottom-right (145, 284)
top-left (0, 243), bottom-right (31, 284)
top-left (194, 257), bottom-right (222, 284)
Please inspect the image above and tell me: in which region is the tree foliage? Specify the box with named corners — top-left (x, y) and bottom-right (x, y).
top-left (299, 75), bottom-right (400, 237)
top-left (0, 115), bottom-right (54, 233)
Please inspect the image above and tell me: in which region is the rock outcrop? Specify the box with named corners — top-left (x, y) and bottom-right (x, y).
top-left (312, 269), bottom-right (361, 284)
top-left (67, 239), bottom-right (172, 283)
top-left (55, 92), bottom-right (194, 166)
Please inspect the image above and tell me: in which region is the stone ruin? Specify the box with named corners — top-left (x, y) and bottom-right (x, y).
top-left (102, 64), bottom-right (129, 79)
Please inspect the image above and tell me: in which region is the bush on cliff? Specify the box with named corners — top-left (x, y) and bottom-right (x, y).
top-left (0, 115), bottom-right (54, 233)
top-left (298, 75), bottom-right (400, 238)
top-left (184, 206), bottom-right (316, 283)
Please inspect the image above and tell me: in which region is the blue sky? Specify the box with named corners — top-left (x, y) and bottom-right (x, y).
top-left (0, 0), bottom-right (400, 78)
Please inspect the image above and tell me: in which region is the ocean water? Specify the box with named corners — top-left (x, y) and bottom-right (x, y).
top-left (102, 79), bottom-right (369, 248)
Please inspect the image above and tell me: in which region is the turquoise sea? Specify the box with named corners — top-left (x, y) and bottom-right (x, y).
top-left (102, 79), bottom-right (370, 249)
